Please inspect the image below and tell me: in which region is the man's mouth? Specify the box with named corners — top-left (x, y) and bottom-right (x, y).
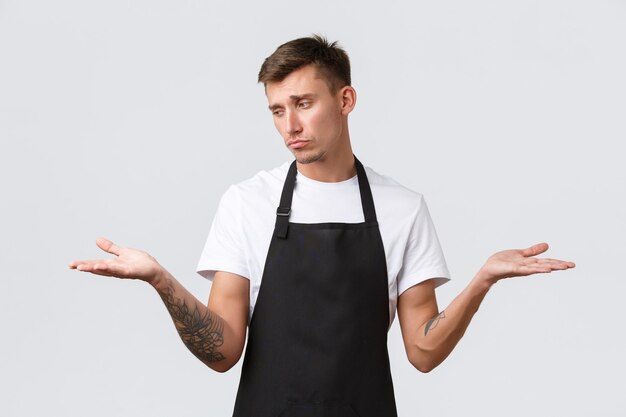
top-left (287, 139), bottom-right (309, 149)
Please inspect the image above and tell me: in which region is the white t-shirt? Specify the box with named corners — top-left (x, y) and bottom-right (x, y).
top-left (197, 161), bottom-right (451, 329)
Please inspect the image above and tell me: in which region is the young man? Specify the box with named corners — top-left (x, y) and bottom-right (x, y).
top-left (69, 35), bottom-right (575, 416)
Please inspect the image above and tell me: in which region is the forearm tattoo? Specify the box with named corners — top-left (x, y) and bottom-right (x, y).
top-left (424, 311), bottom-right (446, 336)
top-left (158, 279), bottom-right (225, 363)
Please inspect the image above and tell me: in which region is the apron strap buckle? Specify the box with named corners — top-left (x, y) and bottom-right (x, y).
top-left (274, 206), bottom-right (291, 239)
top-left (276, 206), bottom-right (291, 216)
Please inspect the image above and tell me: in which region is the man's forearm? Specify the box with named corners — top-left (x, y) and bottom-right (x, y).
top-left (150, 270), bottom-right (233, 372)
top-left (411, 273), bottom-right (493, 372)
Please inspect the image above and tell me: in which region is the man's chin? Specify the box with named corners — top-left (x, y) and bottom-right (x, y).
top-left (294, 150), bottom-right (325, 164)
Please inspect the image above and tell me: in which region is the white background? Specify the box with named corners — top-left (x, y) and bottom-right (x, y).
top-left (1, 0), bottom-right (624, 416)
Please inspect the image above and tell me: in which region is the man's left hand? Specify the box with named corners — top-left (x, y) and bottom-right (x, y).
top-left (478, 242), bottom-right (575, 286)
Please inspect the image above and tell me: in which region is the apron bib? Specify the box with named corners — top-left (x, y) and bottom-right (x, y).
top-left (232, 156), bottom-right (398, 417)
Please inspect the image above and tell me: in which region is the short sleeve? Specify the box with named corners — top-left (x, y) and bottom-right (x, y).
top-left (396, 196), bottom-right (451, 296)
top-left (196, 185), bottom-right (250, 282)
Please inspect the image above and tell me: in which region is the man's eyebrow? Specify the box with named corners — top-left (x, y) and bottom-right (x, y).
top-left (268, 93), bottom-right (317, 111)
top-left (289, 93), bottom-right (317, 101)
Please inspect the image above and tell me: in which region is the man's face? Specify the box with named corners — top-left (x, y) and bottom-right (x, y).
top-left (266, 64), bottom-right (346, 164)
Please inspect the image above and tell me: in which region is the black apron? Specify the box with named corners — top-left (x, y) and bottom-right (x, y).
top-left (232, 156), bottom-right (398, 417)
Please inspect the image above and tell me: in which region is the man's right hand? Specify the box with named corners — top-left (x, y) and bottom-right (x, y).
top-left (69, 237), bottom-right (249, 372)
top-left (69, 237), bottom-right (164, 285)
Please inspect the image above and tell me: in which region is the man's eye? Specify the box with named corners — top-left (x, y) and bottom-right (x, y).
top-left (273, 110), bottom-right (284, 116)
top-left (298, 101), bottom-right (311, 108)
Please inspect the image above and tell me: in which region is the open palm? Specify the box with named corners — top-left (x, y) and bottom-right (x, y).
top-left (480, 242), bottom-right (575, 284)
top-left (69, 237), bottom-right (162, 283)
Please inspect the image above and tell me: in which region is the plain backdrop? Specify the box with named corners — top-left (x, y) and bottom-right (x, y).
top-left (1, 0), bottom-right (624, 416)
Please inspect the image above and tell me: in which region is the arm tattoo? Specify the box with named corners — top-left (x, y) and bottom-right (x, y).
top-left (158, 278), bottom-right (226, 363)
top-left (424, 311), bottom-right (446, 336)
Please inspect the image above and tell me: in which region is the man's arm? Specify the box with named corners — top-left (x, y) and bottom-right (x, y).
top-left (69, 238), bottom-right (249, 373)
top-left (397, 242), bottom-right (575, 373)
top-left (151, 269), bottom-right (248, 372)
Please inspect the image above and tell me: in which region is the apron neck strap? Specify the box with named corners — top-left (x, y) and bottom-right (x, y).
top-left (274, 155), bottom-right (378, 239)
top-left (354, 156), bottom-right (378, 223)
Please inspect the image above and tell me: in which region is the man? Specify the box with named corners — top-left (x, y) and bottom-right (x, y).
top-left (69, 35), bottom-right (575, 416)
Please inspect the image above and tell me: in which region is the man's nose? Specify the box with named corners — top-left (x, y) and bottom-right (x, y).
top-left (285, 111), bottom-right (303, 135)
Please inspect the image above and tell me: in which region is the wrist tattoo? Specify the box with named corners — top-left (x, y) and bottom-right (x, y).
top-left (158, 279), bottom-right (225, 363)
top-left (424, 311), bottom-right (446, 336)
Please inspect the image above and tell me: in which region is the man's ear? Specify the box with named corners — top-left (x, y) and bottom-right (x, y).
top-left (339, 85), bottom-right (357, 116)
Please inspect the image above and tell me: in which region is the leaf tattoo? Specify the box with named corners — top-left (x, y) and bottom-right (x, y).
top-left (424, 311), bottom-right (446, 336)
top-left (158, 279), bottom-right (226, 363)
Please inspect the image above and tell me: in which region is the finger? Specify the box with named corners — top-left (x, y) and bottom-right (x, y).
top-left (536, 258), bottom-right (563, 263)
top-left (536, 258), bottom-right (576, 268)
top-left (88, 269), bottom-right (115, 277)
top-left (76, 262), bottom-right (119, 276)
top-left (544, 263), bottom-right (569, 270)
top-left (76, 264), bottom-right (115, 277)
top-left (69, 259), bottom-right (95, 268)
top-left (71, 260), bottom-right (105, 269)
top-left (517, 261), bottom-right (577, 276)
top-left (522, 260), bottom-right (571, 272)
top-left (75, 261), bottom-right (104, 272)
top-left (536, 259), bottom-right (576, 269)
top-left (521, 242), bottom-right (549, 257)
top-left (96, 237), bottom-right (122, 256)
top-left (516, 265), bottom-right (553, 276)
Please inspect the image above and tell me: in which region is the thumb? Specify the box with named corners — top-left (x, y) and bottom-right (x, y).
top-left (521, 242), bottom-right (549, 257)
top-left (96, 237), bottom-right (122, 256)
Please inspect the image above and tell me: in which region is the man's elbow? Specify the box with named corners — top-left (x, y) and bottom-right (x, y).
top-left (409, 352), bottom-right (438, 373)
top-left (211, 363), bottom-right (234, 373)
top-left (201, 347), bottom-right (243, 373)
top-left (206, 357), bottom-right (238, 373)
top-left (203, 337), bottom-right (245, 373)
top-left (411, 361), bottom-right (436, 373)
